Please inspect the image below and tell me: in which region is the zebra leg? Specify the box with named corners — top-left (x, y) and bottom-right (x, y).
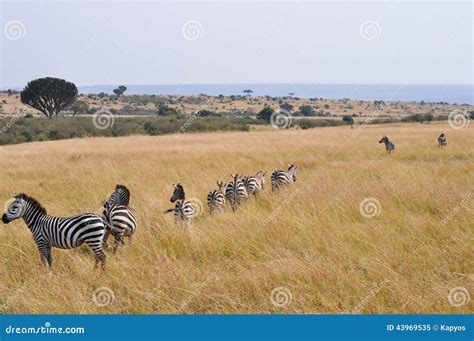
top-left (112, 233), bottom-right (123, 255)
top-left (87, 240), bottom-right (106, 270)
top-left (37, 245), bottom-right (52, 267)
top-left (102, 229), bottom-right (110, 251)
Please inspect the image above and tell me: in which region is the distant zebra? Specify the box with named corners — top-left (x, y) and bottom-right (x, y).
top-left (164, 184), bottom-right (196, 223)
top-left (2, 193), bottom-right (121, 270)
top-left (271, 165), bottom-right (297, 191)
top-left (207, 181), bottom-right (226, 214)
top-left (102, 184), bottom-right (137, 253)
top-left (378, 136), bottom-right (395, 154)
top-left (225, 174), bottom-right (248, 211)
top-left (242, 171), bottom-right (266, 196)
top-left (438, 133), bottom-right (447, 148)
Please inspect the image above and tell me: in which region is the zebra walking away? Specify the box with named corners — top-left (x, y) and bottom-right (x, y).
top-left (225, 174), bottom-right (248, 211)
top-left (106, 184), bottom-right (130, 206)
top-left (164, 184), bottom-right (196, 223)
top-left (2, 193), bottom-right (121, 270)
top-left (378, 136), bottom-right (395, 154)
top-left (242, 171), bottom-right (266, 196)
top-left (207, 181), bottom-right (226, 214)
top-left (271, 165), bottom-right (297, 191)
top-left (438, 133), bottom-right (447, 148)
top-left (102, 184), bottom-right (137, 253)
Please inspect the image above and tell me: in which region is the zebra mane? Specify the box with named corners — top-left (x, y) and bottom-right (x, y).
top-left (115, 184), bottom-right (130, 196)
top-left (15, 193), bottom-right (47, 215)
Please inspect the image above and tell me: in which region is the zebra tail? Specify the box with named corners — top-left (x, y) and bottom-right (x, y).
top-left (102, 217), bottom-right (124, 245)
top-left (163, 208), bottom-right (175, 214)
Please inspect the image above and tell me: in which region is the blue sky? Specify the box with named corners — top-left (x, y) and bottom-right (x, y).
top-left (1, 0), bottom-right (472, 87)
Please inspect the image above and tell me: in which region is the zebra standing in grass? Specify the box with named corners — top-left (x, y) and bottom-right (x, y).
top-left (378, 136), bottom-right (396, 154)
top-left (164, 183), bottom-right (196, 223)
top-left (242, 171), bottom-right (266, 196)
top-left (102, 184), bottom-right (137, 253)
top-left (225, 174), bottom-right (248, 211)
top-left (271, 165), bottom-right (297, 191)
top-left (2, 193), bottom-right (122, 270)
top-left (207, 181), bottom-right (226, 214)
top-left (438, 133), bottom-right (447, 148)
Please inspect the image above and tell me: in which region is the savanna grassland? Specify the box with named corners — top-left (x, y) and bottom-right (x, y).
top-left (0, 121), bottom-right (472, 314)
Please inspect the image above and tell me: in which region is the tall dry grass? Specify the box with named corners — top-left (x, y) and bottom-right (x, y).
top-left (0, 122), bottom-right (472, 314)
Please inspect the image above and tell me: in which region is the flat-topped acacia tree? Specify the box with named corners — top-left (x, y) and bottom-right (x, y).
top-left (20, 77), bottom-right (78, 119)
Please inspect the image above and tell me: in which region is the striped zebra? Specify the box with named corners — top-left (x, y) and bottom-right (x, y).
top-left (2, 193), bottom-right (122, 270)
top-left (225, 174), bottom-right (248, 211)
top-left (242, 171), bottom-right (266, 196)
top-left (164, 183), bottom-right (196, 223)
top-left (271, 165), bottom-right (297, 191)
top-left (106, 184), bottom-right (130, 206)
top-left (378, 136), bottom-right (395, 154)
top-left (207, 181), bottom-right (226, 214)
top-left (438, 133), bottom-right (447, 148)
top-left (102, 184), bottom-right (137, 252)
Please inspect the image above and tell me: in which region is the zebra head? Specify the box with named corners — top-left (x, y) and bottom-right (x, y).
top-left (256, 171), bottom-right (266, 189)
top-left (2, 194), bottom-right (45, 224)
top-left (288, 165), bottom-right (297, 181)
top-left (170, 183), bottom-right (185, 203)
top-left (216, 181), bottom-right (226, 193)
top-left (439, 133), bottom-right (445, 138)
top-left (379, 136), bottom-right (389, 144)
top-left (107, 184), bottom-right (130, 206)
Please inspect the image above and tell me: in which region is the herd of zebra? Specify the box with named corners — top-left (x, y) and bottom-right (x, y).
top-left (378, 133), bottom-right (448, 154)
top-left (0, 133), bottom-right (450, 270)
top-left (1, 165), bottom-right (298, 270)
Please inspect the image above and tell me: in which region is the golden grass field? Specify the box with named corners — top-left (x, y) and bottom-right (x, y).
top-left (0, 121), bottom-right (472, 314)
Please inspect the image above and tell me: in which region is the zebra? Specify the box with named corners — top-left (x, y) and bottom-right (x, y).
top-left (1, 193), bottom-right (122, 270)
top-left (271, 165), bottom-right (297, 191)
top-left (225, 174), bottom-right (248, 211)
top-left (378, 136), bottom-right (395, 154)
top-left (207, 181), bottom-right (226, 214)
top-left (242, 171), bottom-right (266, 196)
top-left (102, 184), bottom-right (137, 253)
top-left (164, 183), bottom-right (196, 223)
top-left (438, 133), bottom-right (447, 148)
top-left (106, 184), bottom-right (130, 206)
